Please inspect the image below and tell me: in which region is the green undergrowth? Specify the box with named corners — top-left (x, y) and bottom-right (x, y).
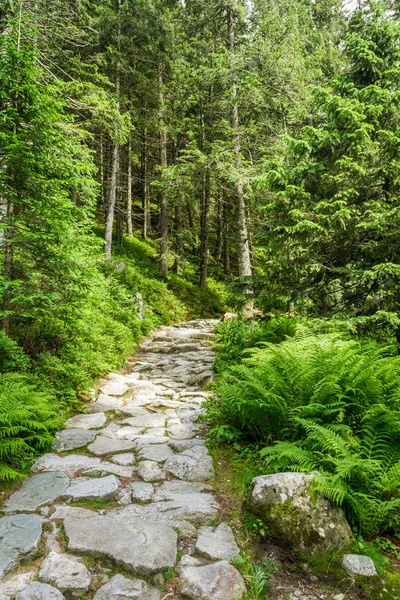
top-left (209, 440), bottom-right (400, 599)
top-left (208, 444), bottom-right (279, 599)
top-left (208, 316), bottom-right (400, 593)
top-left (0, 233), bottom-right (227, 483)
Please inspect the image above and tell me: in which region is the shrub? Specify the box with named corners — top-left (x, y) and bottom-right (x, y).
top-left (213, 327), bottom-right (400, 442)
top-left (210, 326), bottom-right (400, 535)
top-left (0, 373), bottom-right (62, 481)
top-left (213, 316), bottom-right (298, 375)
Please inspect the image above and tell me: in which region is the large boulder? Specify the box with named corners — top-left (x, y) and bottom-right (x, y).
top-left (248, 472), bottom-right (353, 556)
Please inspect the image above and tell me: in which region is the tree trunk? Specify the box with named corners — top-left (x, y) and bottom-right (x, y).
top-left (2, 14), bottom-right (22, 333)
top-left (200, 168), bottom-right (210, 289)
top-left (227, 5), bottom-right (253, 317)
top-left (141, 112), bottom-right (151, 238)
top-left (104, 0), bottom-right (121, 260)
top-left (105, 139), bottom-right (119, 260)
top-left (158, 62), bottom-right (168, 275)
top-left (215, 190), bottom-right (223, 261)
top-left (2, 189), bottom-right (14, 334)
top-left (223, 193), bottom-right (230, 276)
top-left (127, 136), bottom-right (133, 237)
top-left (172, 199), bottom-right (183, 274)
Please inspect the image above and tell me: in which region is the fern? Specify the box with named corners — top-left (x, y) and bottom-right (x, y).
top-left (0, 373), bottom-right (62, 481)
top-left (210, 326), bottom-right (400, 535)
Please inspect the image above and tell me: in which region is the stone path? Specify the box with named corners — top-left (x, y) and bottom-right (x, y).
top-left (0, 320), bottom-right (246, 600)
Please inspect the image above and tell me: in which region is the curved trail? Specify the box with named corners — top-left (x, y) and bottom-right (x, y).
top-left (0, 320), bottom-right (246, 600)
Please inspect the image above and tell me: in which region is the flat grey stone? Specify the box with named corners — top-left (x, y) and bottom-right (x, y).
top-left (150, 491), bottom-right (219, 525)
top-left (51, 506), bottom-right (98, 520)
top-left (64, 515), bottom-right (177, 575)
top-left (63, 475), bottom-right (119, 501)
top-left (131, 482), bottom-right (154, 503)
top-left (93, 575), bottom-right (160, 600)
top-left (137, 461), bottom-right (166, 482)
top-left (144, 428), bottom-right (166, 437)
top-left (164, 447), bottom-right (214, 482)
top-left (195, 523), bottom-right (240, 561)
top-left (115, 426), bottom-right (144, 438)
top-left (124, 414), bottom-right (167, 429)
top-left (179, 555), bottom-right (246, 599)
top-left (168, 439), bottom-right (205, 452)
top-left (137, 445), bottom-right (174, 464)
top-left (342, 554), bottom-right (377, 577)
top-left (53, 430), bottom-right (97, 451)
top-left (0, 567), bottom-right (38, 597)
top-left (134, 436), bottom-right (169, 449)
top-left (116, 407), bottom-right (150, 418)
top-left (86, 395), bottom-right (124, 412)
top-left (119, 491), bottom-right (218, 526)
top-left (16, 583), bottom-right (65, 600)
top-left (88, 436), bottom-right (135, 456)
top-left (154, 481), bottom-right (213, 496)
top-left (0, 514), bottom-right (42, 577)
top-left (166, 423), bottom-right (200, 440)
top-left (4, 473), bottom-right (69, 513)
top-left (188, 370), bottom-right (213, 387)
top-left (31, 454), bottom-right (101, 478)
top-left (39, 552), bottom-right (91, 597)
top-left (110, 453), bottom-right (134, 466)
top-left (177, 406), bottom-right (203, 423)
top-left (82, 462), bottom-right (133, 478)
top-left (65, 413), bottom-right (106, 430)
top-left (170, 344), bottom-right (204, 354)
top-left (100, 381), bottom-right (129, 396)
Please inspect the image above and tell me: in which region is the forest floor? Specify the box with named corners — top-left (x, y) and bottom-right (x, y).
top-left (0, 320), bottom-right (391, 600)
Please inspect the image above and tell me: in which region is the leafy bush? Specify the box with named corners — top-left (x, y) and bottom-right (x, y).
top-left (0, 373), bottom-right (62, 481)
top-left (210, 327), bottom-right (400, 535)
top-left (262, 405), bottom-right (400, 535)
top-left (213, 316), bottom-right (298, 375)
top-left (0, 331), bottom-right (29, 372)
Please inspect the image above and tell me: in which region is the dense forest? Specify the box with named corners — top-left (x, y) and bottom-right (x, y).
top-left (2, 0), bottom-right (400, 589)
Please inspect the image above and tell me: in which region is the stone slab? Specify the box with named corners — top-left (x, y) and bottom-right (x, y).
top-left (195, 523), bottom-right (240, 561)
top-left (179, 555), bottom-right (246, 600)
top-left (53, 430), bottom-right (97, 452)
top-left (4, 473), bottom-right (69, 513)
top-left (63, 475), bottom-right (119, 501)
top-left (31, 454), bottom-right (101, 478)
top-left (164, 447), bottom-right (214, 482)
top-left (88, 436), bottom-right (135, 456)
top-left (137, 461), bottom-right (166, 483)
top-left (100, 382), bottom-right (129, 396)
top-left (64, 515), bottom-right (177, 575)
top-left (0, 514), bottom-right (42, 577)
top-left (93, 575), bottom-right (160, 600)
top-left (65, 413), bottom-right (106, 430)
top-left (39, 552), bottom-right (91, 597)
top-left (16, 583), bottom-right (65, 600)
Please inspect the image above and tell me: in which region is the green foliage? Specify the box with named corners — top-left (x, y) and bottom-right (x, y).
top-left (0, 331), bottom-right (29, 372)
top-left (211, 325), bottom-right (400, 535)
top-left (0, 374), bottom-right (62, 481)
top-left (213, 317), bottom-right (298, 375)
top-left (232, 556), bottom-right (278, 600)
top-left (257, 3), bottom-right (400, 329)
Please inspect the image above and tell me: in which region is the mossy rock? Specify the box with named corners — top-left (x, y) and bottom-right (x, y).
top-left (247, 472), bottom-right (354, 557)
